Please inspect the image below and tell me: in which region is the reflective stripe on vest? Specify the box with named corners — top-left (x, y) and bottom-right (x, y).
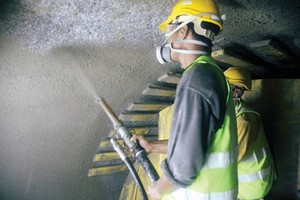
top-left (164, 187), bottom-right (238, 200)
top-left (202, 147), bottom-right (237, 169)
top-left (241, 147), bottom-right (267, 163)
top-left (239, 166), bottom-right (271, 182)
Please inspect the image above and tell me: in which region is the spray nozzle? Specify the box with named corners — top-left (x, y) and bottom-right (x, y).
top-left (94, 97), bottom-right (103, 104)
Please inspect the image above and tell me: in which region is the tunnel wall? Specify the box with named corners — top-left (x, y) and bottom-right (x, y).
top-left (244, 79), bottom-right (300, 200)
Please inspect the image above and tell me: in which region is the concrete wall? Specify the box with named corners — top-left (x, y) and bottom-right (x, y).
top-left (244, 79), bottom-right (300, 200)
top-left (0, 36), bottom-right (165, 200)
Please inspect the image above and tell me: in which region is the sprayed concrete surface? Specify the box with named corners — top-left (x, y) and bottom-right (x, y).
top-left (0, 38), bottom-right (167, 200)
top-left (1, 0), bottom-right (300, 53)
top-left (0, 0), bottom-right (300, 199)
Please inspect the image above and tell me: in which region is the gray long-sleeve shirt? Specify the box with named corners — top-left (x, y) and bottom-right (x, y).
top-left (161, 56), bottom-right (228, 187)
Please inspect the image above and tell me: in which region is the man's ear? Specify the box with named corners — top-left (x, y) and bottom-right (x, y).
top-left (179, 25), bottom-right (189, 39)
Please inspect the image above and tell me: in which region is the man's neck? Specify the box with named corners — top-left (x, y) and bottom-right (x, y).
top-left (180, 54), bottom-right (202, 69)
top-left (178, 42), bottom-right (210, 69)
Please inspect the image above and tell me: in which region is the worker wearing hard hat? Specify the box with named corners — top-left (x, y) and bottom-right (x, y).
top-left (224, 67), bottom-right (277, 200)
top-left (135, 0), bottom-right (239, 199)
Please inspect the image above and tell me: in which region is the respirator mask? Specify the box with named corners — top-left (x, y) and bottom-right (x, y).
top-left (156, 13), bottom-right (224, 64)
top-left (156, 39), bottom-right (211, 64)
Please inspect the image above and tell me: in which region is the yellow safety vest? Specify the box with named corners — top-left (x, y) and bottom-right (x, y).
top-left (237, 105), bottom-right (276, 199)
top-left (163, 56), bottom-right (238, 200)
top-left (157, 105), bottom-right (174, 175)
top-left (187, 95), bottom-right (238, 199)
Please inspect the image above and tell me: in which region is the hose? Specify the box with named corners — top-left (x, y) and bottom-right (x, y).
top-left (134, 140), bottom-right (159, 182)
top-left (110, 138), bottom-right (148, 200)
top-left (123, 157), bottom-right (148, 200)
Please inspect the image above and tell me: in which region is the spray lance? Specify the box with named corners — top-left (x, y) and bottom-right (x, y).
top-left (75, 67), bottom-right (155, 199)
top-left (96, 97), bottom-right (159, 183)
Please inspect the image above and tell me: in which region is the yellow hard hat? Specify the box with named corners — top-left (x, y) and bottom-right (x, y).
top-left (159, 0), bottom-right (223, 33)
top-left (224, 67), bottom-right (252, 91)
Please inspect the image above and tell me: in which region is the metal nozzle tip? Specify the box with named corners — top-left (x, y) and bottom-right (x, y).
top-left (94, 97), bottom-right (103, 104)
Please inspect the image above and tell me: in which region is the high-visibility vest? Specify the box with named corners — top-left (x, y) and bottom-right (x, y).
top-left (163, 56), bottom-right (238, 200)
top-left (236, 102), bottom-right (276, 199)
top-left (157, 105), bottom-right (174, 175)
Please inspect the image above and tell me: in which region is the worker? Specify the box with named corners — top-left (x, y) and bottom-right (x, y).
top-left (132, 0), bottom-right (238, 199)
top-left (224, 67), bottom-right (277, 200)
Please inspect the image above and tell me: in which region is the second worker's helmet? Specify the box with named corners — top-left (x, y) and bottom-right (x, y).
top-left (224, 67), bottom-right (252, 91)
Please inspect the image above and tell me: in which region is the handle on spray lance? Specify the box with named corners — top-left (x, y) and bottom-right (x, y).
top-left (96, 97), bottom-right (159, 182)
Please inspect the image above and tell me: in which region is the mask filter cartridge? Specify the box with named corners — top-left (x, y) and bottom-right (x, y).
top-left (156, 44), bottom-right (173, 64)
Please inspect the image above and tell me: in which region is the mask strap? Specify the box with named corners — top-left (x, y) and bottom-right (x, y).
top-left (172, 39), bottom-right (209, 47)
top-left (167, 39), bottom-right (210, 55)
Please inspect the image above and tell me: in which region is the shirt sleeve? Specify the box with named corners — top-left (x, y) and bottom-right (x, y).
top-left (161, 86), bottom-right (223, 187)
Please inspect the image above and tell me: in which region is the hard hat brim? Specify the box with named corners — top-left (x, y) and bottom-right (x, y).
top-left (159, 16), bottom-right (174, 33)
top-left (159, 14), bottom-right (223, 33)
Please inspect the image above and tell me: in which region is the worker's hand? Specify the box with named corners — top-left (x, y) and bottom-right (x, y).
top-left (147, 181), bottom-right (162, 200)
top-left (148, 174), bottom-right (177, 199)
top-left (131, 135), bottom-right (153, 154)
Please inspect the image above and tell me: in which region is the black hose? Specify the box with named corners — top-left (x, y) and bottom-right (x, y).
top-left (123, 157), bottom-right (148, 200)
top-left (110, 138), bottom-right (148, 200)
top-left (133, 140), bottom-right (160, 182)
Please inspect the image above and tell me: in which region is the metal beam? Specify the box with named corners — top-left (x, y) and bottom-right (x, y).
top-left (88, 165), bottom-right (127, 176)
top-left (127, 102), bottom-right (171, 111)
top-left (142, 86), bottom-right (176, 97)
top-left (118, 113), bottom-right (158, 122)
top-left (249, 38), bottom-right (296, 64)
top-left (93, 152), bottom-right (124, 162)
top-left (157, 72), bottom-right (181, 84)
top-left (212, 49), bottom-right (256, 68)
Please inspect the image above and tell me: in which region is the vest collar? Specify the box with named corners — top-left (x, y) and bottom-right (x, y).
top-left (183, 55), bottom-right (218, 74)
